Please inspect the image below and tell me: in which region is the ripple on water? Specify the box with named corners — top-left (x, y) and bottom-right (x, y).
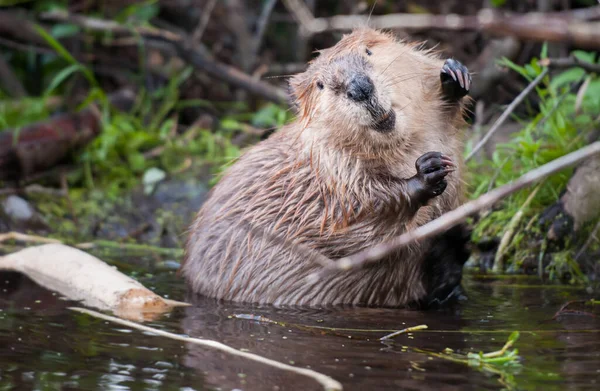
top-left (0, 271), bottom-right (599, 390)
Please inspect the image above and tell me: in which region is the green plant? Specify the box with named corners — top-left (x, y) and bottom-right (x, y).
top-left (468, 48), bottom-right (600, 279)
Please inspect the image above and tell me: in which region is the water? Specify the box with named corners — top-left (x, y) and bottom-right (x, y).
top-left (1, 270), bottom-right (598, 390)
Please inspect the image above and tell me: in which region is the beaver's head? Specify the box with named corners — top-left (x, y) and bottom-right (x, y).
top-left (290, 28), bottom-right (444, 152)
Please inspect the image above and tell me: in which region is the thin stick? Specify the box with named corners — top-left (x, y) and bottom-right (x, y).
top-left (380, 325), bottom-right (428, 341)
top-left (250, 0), bottom-right (278, 65)
top-left (540, 57), bottom-right (600, 74)
top-left (192, 0), bottom-right (217, 43)
top-left (575, 220), bottom-right (600, 261)
top-left (466, 68), bottom-right (549, 162)
top-left (310, 142), bottom-right (600, 277)
top-left (69, 307), bottom-right (343, 391)
top-left (493, 185), bottom-right (540, 272)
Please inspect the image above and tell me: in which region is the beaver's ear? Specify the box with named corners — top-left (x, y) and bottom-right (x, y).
top-left (288, 72), bottom-right (311, 115)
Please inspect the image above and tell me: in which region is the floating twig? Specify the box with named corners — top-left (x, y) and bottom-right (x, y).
top-left (380, 324), bottom-right (428, 341)
top-left (70, 307), bottom-right (343, 391)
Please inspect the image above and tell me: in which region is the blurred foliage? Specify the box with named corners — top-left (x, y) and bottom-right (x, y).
top-left (0, 17), bottom-right (291, 200)
top-left (467, 47), bottom-right (600, 281)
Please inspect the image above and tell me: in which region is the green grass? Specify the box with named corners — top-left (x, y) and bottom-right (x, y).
top-left (467, 48), bottom-right (600, 280)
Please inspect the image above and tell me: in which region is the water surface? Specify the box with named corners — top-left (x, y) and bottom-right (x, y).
top-left (1, 270), bottom-right (598, 390)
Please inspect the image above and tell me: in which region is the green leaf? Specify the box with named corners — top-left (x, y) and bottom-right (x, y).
top-left (128, 153), bottom-right (146, 173)
top-left (43, 63), bottom-right (82, 97)
top-left (507, 331), bottom-right (520, 344)
top-left (34, 24), bottom-right (97, 87)
top-left (51, 23), bottom-right (80, 39)
top-left (540, 42), bottom-right (548, 59)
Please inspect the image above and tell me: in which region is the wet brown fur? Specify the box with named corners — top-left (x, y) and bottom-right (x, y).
top-left (182, 28), bottom-right (469, 306)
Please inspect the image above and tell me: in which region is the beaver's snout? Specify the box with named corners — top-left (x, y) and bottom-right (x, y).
top-left (346, 73), bottom-right (374, 102)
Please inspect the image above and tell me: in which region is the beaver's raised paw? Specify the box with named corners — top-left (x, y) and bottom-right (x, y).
top-left (413, 151), bottom-right (455, 200)
top-left (440, 59), bottom-right (471, 101)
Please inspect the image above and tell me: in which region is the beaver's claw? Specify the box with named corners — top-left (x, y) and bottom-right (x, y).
top-left (407, 151), bottom-right (455, 205)
top-left (441, 58), bottom-right (471, 101)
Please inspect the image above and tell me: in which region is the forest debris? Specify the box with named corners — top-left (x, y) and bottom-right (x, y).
top-left (493, 186), bottom-right (540, 273)
top-left (310, 142), bottom-right (600, 278)
top-left (0, 54), bottom-right (26, 98)
top-left (466, 68), bottom-right (549, 162)
top-left (575, 220), bottom-right (600, 261)
top-left (380, 325), bottom-right (428, 341)
top-left (539, 57), bottom-right (600, 73)
top-left (249, 0), bottom-right (279, 68)
top-left (0, 89), bottom-right (135, 180)
top-left (469, 38), bottom-right (521, 100)
top-left (283, 1), bottom-right (600, 49)
top-left (1, 195), bottom-right (48, 231)
top-left (191, 0), bottom-right (218, 44)
top-left (0, 243), bottom-right (189, 321)
top-left (561, 154), bottom-right (600, 230)
top-left (70, 307), bottom-right (343, 391)
top-left (39, 11), bottom-right (289, 105)
top-left (0, 231), bottom-right (60, 244)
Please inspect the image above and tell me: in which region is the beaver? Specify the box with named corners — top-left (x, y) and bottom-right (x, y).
top-left (182, 28), bottom-right (471, 308)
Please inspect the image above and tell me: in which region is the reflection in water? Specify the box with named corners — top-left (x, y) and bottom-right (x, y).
top-left (1, 271), bottom-right (599, 390)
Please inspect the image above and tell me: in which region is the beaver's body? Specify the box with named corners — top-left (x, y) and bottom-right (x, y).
top-left (182, 28), bottom-right (471, 307)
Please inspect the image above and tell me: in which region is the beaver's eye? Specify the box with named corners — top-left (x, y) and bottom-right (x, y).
top-left (316, 81), bottom-right (324, 90)
top-left (365, 48), bottom-right (372, 56)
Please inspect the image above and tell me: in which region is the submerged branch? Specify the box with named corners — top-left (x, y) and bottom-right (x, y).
top-left (310, 142), bottom-right (600, 277)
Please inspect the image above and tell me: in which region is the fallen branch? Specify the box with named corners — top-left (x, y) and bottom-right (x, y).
top-left (0, 244), bottom-right (189, 321)
top-left (282, 1), bottom-right (600, 49)
top-left (70, 307), bottom-right (343, 391)
top-left (39, 11), bottom-right (289, 105)
top-left (0, 89), bottom-right (135, 180)
top-left (310, 142), bottom-right (600, 277)
top-left (539, 56), bottom-right (600, 74)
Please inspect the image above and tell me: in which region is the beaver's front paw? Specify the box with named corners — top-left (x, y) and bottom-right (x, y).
top-left (411, 152), bottom-right (455, 201)
top-left (440, 58), bottom-right (471, 101)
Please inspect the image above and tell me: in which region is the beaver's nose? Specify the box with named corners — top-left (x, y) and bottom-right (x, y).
top-left (346, 74), bottom-right (374, 102)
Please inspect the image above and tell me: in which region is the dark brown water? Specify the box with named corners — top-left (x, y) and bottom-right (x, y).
top-left (1, 270), bottom-right (598, 391)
